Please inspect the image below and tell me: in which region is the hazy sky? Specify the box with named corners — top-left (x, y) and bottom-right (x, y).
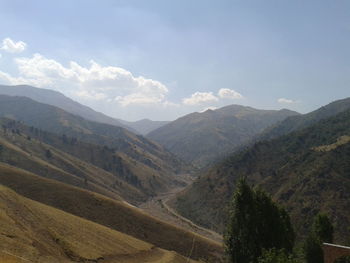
top-left (0, 0), bottom-right (349, 121)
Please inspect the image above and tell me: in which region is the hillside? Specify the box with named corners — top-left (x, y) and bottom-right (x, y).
top-left (0, 96), bottom-right (188, 198)
top-left (0, 84), bottom-right (137, 132)
top-left (0, 163), bottom-right (223, 262)
top-left (0, 117), bottom-right (190, 202)
top-left (260, 97), bottom-right (350, 140)
top-left (148, 105), bottom-right (299, 167)
top-left (173, 108), bottom-right (350, 243)
top-left (0, 118), bottom-right (152, 202)
top-left (0, 184), bottom-right (199, 263)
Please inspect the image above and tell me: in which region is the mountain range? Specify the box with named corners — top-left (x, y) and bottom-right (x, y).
top-left (1, 83), bottom-right (349, 261)
top-left (148, 105), bottom-right (299, 167)
top-left (0, 84), bottom-right (169, 135)
top-left (0, 95), bottom-right (188, 202)
top-left (172, 98), bottom-right (350, 243)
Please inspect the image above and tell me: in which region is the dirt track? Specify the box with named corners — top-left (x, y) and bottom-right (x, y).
top-left (139, 174), bottom-right (223, 243)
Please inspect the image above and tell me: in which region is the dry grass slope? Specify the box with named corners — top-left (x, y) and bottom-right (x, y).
top-left (0, 124), bottom-right (147, 203)
top-left (0, 163), bottom-right (223, 262)
top-left (0, 184), bottom-right (198, 263)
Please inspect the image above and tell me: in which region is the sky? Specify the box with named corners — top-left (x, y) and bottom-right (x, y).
top-left (0, 0), bottom-right (349, 121)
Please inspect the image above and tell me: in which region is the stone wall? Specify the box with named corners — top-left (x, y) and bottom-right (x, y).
top-left (323, 243), bottom-right (350, 263)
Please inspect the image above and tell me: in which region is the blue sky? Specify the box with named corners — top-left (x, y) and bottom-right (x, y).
top-left (0, 0), bottom-right (349, 121)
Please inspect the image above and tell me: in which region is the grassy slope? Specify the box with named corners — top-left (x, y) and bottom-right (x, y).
top-left (0, 163), bottom-right (223, 262)
top-left (0, 118), bottom-right (189, 202)
top-left (0, 120), bottom-right (147, 203)
top-left (148, 105), bottom-right (298, 167)
top-left (173, 109), bottom-right (350, 243)
top-left (0, 95), bottom-right (188, 195)
top-left (0, 184), bottom-right (198, 263)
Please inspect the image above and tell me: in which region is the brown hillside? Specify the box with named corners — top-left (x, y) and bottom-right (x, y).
top-left (0, 184), bottom-right (197, 263)
top-left (0, 119), bottom-right (146, 203)
top-left (0, 96), bottom-right (189, 199)
top-left (0, 163), bottom-right (223, 262)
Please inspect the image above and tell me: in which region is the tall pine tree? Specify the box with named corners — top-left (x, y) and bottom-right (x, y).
top-left (303, 213), bottom-right (334, 263)
top-left (225, 178), bottom-right (295, 263)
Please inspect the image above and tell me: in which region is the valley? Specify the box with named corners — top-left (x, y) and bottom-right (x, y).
top-left (1, 4), bottom-right (349, 262)
top-left (0, 85), bottom-right (348, 262)
top-left (139, 174), bottom-right (223, 243)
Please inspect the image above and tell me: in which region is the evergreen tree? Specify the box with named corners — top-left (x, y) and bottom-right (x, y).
top-left (303, 213), bottom-right (334, 263)
top-left (45, 149), bottom-right (52, 159)
top-left (0, 144), bottom-right (3, 158)
top-left (225, 178), bottom-right (295, 263)
top-left (312, 213), bottom-right (334, 243)
top-left (258, 248), bottom-right (298, 263)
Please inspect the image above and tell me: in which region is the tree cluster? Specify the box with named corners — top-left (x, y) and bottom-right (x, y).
top-left (225, 179), bottom-right (337, 263)
top-left (225, 178), bottom-right (294, 263)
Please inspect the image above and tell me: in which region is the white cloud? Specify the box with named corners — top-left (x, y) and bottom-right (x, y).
top-left (182, 91), bottom-right (218, 105)
top-left (0, 53), bottom-right (169, 106)
top-left (277, 98), bottom-right (296, 104)
top-left (1, 38), bottom-right (27, 53)
top-left (199, 106), bottom-right (218, 112)
top-left (218, 88), bottom-right (243, 99)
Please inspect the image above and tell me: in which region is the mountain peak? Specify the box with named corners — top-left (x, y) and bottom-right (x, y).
top-left (148, 103), bottom-right (299, 167)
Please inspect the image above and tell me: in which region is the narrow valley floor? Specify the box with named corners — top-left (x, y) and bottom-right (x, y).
top-left (138, 174), bottom-right (223, 243)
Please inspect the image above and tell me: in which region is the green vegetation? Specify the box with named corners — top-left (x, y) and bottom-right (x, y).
top-left (303, 213), bottom-right (334, 263)
top-left (224, 182), bottom-right (338, 263)
top-left (260, 97), bottom-right (350, 141)
top-left (257, 249), bottom-right (298, 263)
top-left (225, 179), bottom-right (294, 263)
top-left (174, 107), bottom-right (350, 243)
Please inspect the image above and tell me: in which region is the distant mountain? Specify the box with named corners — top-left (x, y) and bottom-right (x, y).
top-left (120, 118), bottom-right (170, 135)
top-left (173, 105), bottom-right (350, 243)
top-left (0, 95), bottom-right (188, 200)
top-left (260, 97), bottom-right (350, 140)
top-left (0, 84), bottom-right (137, 132)
top-left (148, 105), bottom-right (299, 167)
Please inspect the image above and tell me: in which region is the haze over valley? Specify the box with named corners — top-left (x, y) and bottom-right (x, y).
top-left (0, 1), bottom-right (349, 263)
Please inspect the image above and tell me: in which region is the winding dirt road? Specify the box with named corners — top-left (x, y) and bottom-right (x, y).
top-left (139, 174), bottom-right (223, 243)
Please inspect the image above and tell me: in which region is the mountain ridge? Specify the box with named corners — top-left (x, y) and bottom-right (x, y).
top-left (148, 104), bottom-right (299, 167)
top-left (172, 103), bottom-right (350, 243)
top-left (0, 84), bottom-right (170, 134)
top-left (0, 84), bottom-right (139, 132)
top-left (259, 97), bottom-right (350, 141)
top-left (0, 95), bottom-right (189, 201)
